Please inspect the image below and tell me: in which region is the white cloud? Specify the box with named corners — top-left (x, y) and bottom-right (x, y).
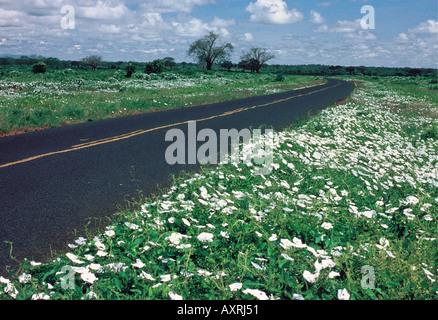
top-left (315, 19), bottom-right (361, 33)
top-left (344, 30), bottom-right (377, 41)
top-left (0, 8), bottom-right (25, 27)
top-left (77, 1), bottom-right (130, 20)
top-left (246, 0), bottom-right (303, 24)
top-left (139, 0), bottom-right (215, 13)
top-left (171, 16), bottom-right (235, 37)
top-left (408, 19), bottom-right (438, 34)
top-left (242, 32), bottom-right (254, 41)
top-left (99, 24), bottom-right (121, 34)
top-left (309, 10), bottom-right (324, 24)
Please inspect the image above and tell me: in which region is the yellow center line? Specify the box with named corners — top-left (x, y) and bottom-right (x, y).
top-left (0, 80), bottom-right (340, 169)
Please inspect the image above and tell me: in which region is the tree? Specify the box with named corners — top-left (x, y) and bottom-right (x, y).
top-left (221, 60), bottom-right (234, 72)
top-left (32, 62), bottom-right (46, 74)
top-left (238, 59), bottom-right (249, 72)
top-left (163, 57), bottom-right (176, 70)
top-left (145, 59), bottom-right (167, 74)
top-left (187, 32), bottom-right (234, 71)
top-left (81, 55), bottom-right (102, 70)
top-left (240, 47), bottom-right (275, 73)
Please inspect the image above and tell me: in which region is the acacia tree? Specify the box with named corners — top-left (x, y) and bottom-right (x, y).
top-left (240, 47), bottom-right (275, 73)
top-left (187, 32), bottom-right (234, 71)
top-left (81, 55), bottom-right (102, 71)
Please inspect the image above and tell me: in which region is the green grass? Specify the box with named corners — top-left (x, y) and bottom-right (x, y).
top-left (0, 76), bottom-right (437, 300)
top-left (0, 67), bottom-right (322, 135)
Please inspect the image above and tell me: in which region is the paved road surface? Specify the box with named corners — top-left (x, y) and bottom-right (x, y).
top-left (0, 78), bottom-right (355, 276)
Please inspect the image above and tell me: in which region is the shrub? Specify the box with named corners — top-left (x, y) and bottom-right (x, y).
top-left (275, 73), bottom-right (284, 82)
top-left (145, 59), bottom-right (167, 74)
top-left (126, 63), bottom-right (135, 78)
top-left (32, 62), bottom-right (47, 74)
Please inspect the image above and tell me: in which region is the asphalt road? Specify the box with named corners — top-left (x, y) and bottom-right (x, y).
top-left (0, 78), bottom-right (355, 276)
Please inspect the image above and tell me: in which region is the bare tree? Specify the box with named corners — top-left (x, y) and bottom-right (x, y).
top-left (81, 55), bottom-right (102, 71)
top-left (187, 32), bottom-right (234, 71)
top-left (240, 47), bottom-right (275, 73)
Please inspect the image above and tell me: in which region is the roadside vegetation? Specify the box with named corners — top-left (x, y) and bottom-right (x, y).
top-left (1, 75), bottom-right (436, 300)
top-left (0, 64), bottom-right (322, 136)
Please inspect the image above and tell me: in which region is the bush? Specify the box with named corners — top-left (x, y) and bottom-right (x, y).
top-left (275, 73), bottom-right (284, 82)
top-left (126, 63), bottom-right (135, 78)
top-left (145, 59), bottom-right (167, 74)
top-left (134, 73), bottom-right (151, 80)
top-left (32, 62), bottom-right (47, 74)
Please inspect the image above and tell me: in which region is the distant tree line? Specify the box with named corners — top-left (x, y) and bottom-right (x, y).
top-left (263, 64), bottom-right (437, 78)
top-left (1, 48), bottom-right (436, 78)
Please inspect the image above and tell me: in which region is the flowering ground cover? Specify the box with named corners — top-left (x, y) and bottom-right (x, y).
top-left (0, 68), bottom-right (321, 135)
top-left (0, 76), bottom-right (437, 300)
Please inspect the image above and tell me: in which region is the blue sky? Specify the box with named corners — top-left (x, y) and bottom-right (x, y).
top-left (0, 0), bottom-right (437, 67)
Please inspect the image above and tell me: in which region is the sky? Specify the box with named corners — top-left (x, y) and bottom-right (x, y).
top-left (0, 0), bottom-right (437, 68)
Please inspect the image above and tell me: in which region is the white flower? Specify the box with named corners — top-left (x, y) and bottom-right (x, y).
top-left (66, 253), bottom-right (84, 264)
top-left (88, 263), bottom-right (102, 271)
top-left (18, 273), bottom-right (31, 283)
top-left (160, 274), bottom-right (171, 282)
top-left (216, 199), bottom-right (228, 207)
top-left (268, 234), bottom-right (278, 241)
top-left (328, 271), bottom-right (340, 278)
top-left (132, 259), bottom-right (145, 268)
top-left (280, 238), bottom-right (293, 250)
top-left (182, 218), bottom-right (191, 226)
top-left (75, 237), bottom-right (87, 245)
top-left (280, 180), bottom-right (290, 189)
top-left (81, 272), bottom-right (97, 284)
top-left (379, 237), bottom-right (389, 248)
top-left (125, 222), bottom-right (140, 230)
top-left (291, 237), bottom-right (307, 248)
top-left (321, 222), bottom-right (333, 230)
top-left (314, 258), bottom-right (335, 273)
top-left (31, 293), bottom-right (50, 300)
top-left (169, 291), bottom-right (183, 300)
top-left (139, 271), bottom-right (155, 281)
top-left (242, 288), bottom-right (269, 300)
top-left (200, 186), bottom-right (209, 199)
top-left (229, 282), bottom-right (242, 292)
top-left (105, 230), bottom-right (115, 237)
top-left (220, 231), bottom-right (229, 238)
top-left (166, 232), bottom-right (188, 245)
top-left (94, 239), bottom-right (105, 251)
top-left (337, 288), bottom-right (350, 300)
top-left (313, 152), bottom-right (322, 160)
top-left (303, 270), bottom-right (318, 283)
top-left (292, 293), bottom-right (305, 300)
top-left (251, 262), bottom-right (265, 270)
top-left (0, 276), bottom-right (10, 284)
top-left (406, 195), bottom-right (419, 205)
top-left (197, 232), bottom-right (214, 243)
top-left (96, 250), bottom-right (108, 257)
top-left (280, 253), bottom-right (294, 261)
